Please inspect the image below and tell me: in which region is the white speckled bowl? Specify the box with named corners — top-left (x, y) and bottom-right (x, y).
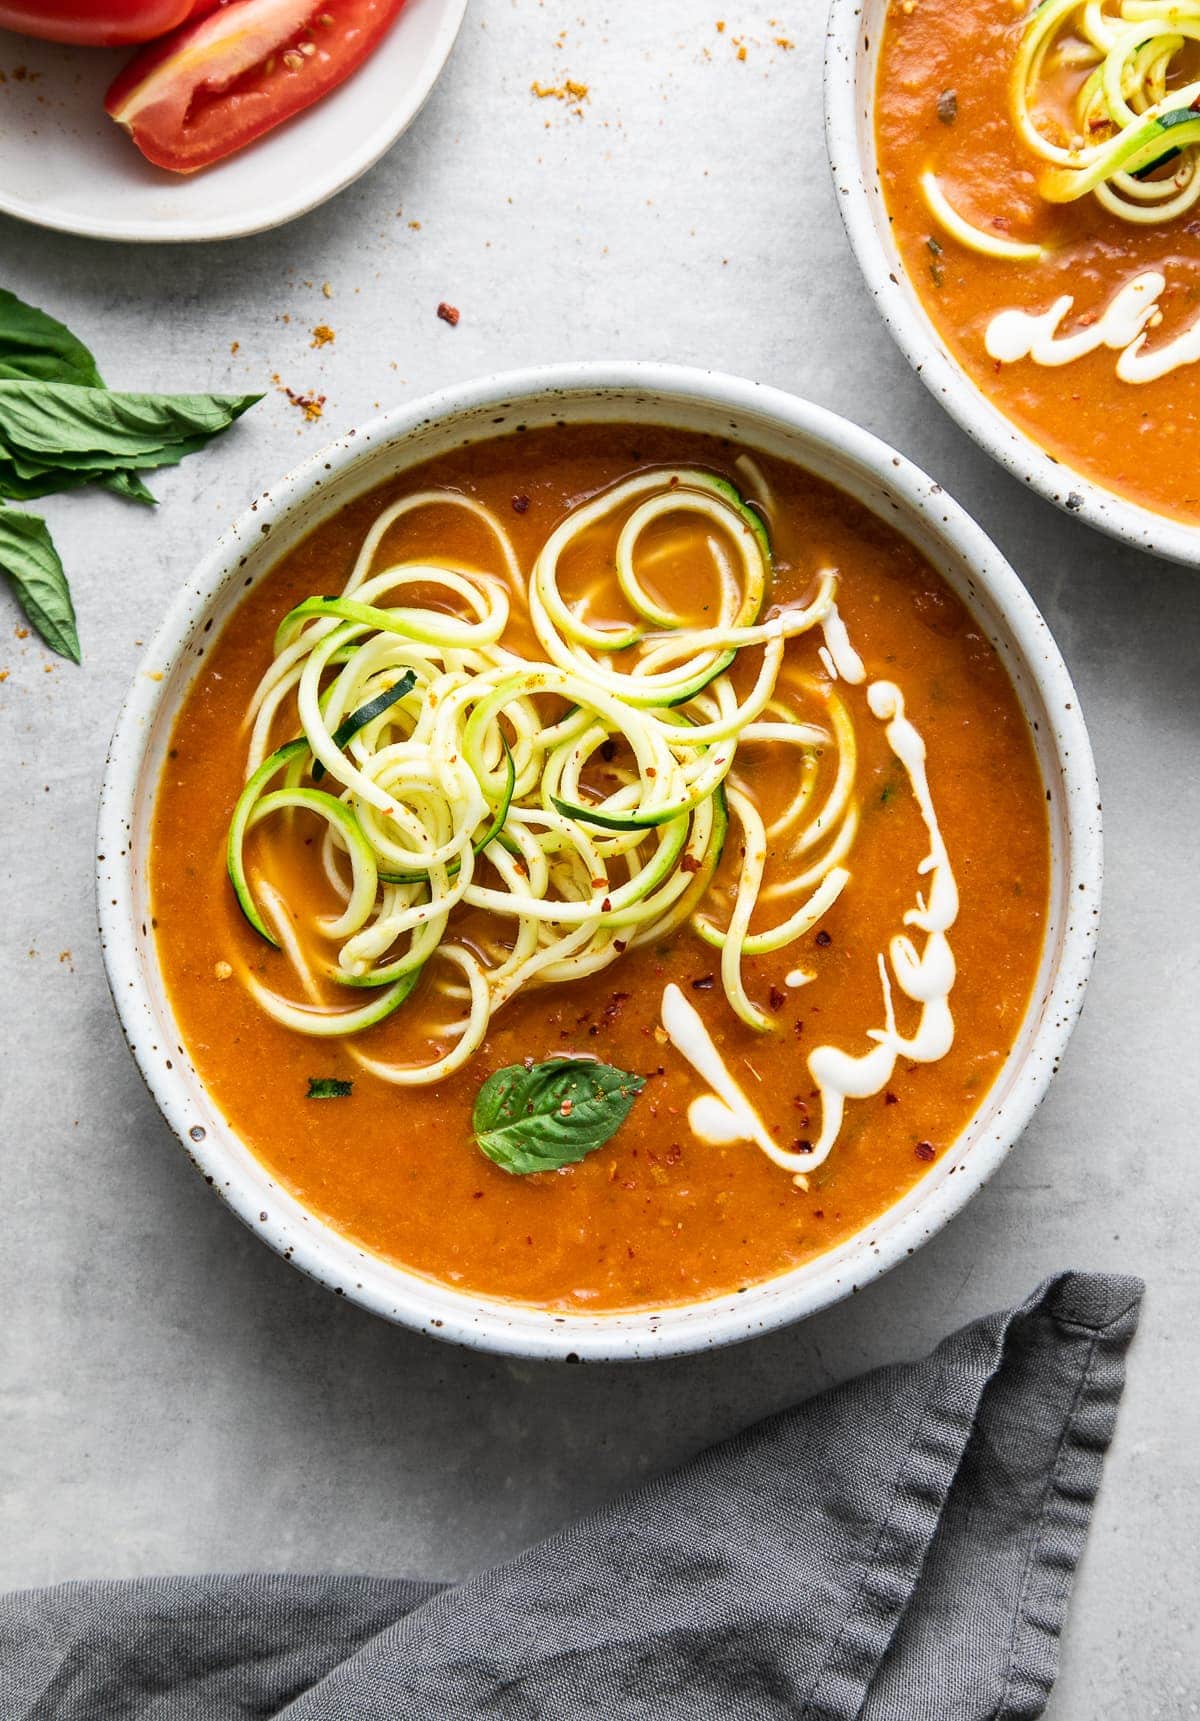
top-left (97, 363), bottom-right (1101, 1360)
top-left (824, 0), bottom-right (1200, 567)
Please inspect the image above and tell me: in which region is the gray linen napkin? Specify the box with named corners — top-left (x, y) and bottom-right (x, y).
top-left (0, 1271), bottom-right (1142, 1721)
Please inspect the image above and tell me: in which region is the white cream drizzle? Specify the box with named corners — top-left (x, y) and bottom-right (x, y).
top-left (804, 681), bottom-right (958, 1171)
top-left (660, 982), bottom-right (807, 1178)
top-left (984, 269), bottom-right (1200, 383)
top-left (661, 615), bottom-right (958, 1182)
top-left (820, 603), bottom-right (867, 685)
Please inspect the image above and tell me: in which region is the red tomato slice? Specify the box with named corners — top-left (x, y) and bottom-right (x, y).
top-left (0, 0), bottom-right (217, 46)
top-left (105, 0), bottom-right (407, 173)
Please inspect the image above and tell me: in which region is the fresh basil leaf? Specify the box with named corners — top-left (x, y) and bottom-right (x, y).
top-left (0, 382), bottom-right (261, 458)
top-left (0, 458), bottom-right (159, 504)
top-left (0, 509), bottom-right (79, 662)
top-left (0, 459), bottom-right (102, 501)
top-left (473, 1058), bottom-right (646, 1175)
top-left (102, 469), bottom-right (157, 505)
top-left (2, 433), bottom-right (212, 477)
top-left (0, 289), bottom-right (104, 387)
top-left (307, 1076), bottom-right (353, 1099)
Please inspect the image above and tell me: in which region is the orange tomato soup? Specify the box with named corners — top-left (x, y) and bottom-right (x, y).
top-left (876, 0), bottom-right (1200, 524)
top-left (151, 426), bottom-right (1049, 1312)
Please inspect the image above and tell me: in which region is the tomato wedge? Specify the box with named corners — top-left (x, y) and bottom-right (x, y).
top-left (0, 0), bottom-right (217, 47)
top-left (105, 0), bottom-right (408, 173)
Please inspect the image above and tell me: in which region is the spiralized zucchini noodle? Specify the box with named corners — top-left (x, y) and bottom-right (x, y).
top-left (924, 0), bottom-right (1200, 255)
top-left (1015, 0), bottom-right (1200, 221)
top-left (226, 469), bottom-right (862, 1086)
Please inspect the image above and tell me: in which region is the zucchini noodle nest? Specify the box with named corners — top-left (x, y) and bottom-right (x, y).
top-left (226, 469), bottom-right (860, 1088)
top-left (923, 0), bottom-right (1200, 256)
top-left (1015, 0), bottom-right (1200, 222)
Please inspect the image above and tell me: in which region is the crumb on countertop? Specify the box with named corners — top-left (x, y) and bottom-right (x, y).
top-left (531, 77), bottom-right (589, 115)
top-left (310, 324), bottom-right (335, 348)
top-left (437, 302), bottom-right (460, 326)
top-left (274, 375), bottom-right (326, 420)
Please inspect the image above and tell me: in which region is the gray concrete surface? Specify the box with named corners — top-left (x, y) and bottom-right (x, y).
top-left (1, 5), bottom-right (1198, 1715)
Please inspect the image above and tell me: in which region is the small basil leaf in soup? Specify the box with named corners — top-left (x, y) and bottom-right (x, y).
top-left (307, 1077), bottom-right (354, 1099)
top-left (0, 288), bottom-right (105, 387)
top-left (0, 509), bottom-right (78, 662)
top-left (473, 1059), bottom-right (647, 1176)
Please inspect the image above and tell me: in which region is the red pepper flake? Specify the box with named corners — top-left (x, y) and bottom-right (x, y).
top-left (680, 854), bottom-right (701, 874)
top-left (437, 302), bottom-right (460, 326)
top-left (793, 1097), bottom-right (809, 1120)
top-left (560, 1099), bottom-right (573, 1116)
top-left (915, 1140), bottom-right (937, 1162)
top-left (691, 974), bottom-right (715, 990)
top-left (283, 386), bottom-right (325, 421)
top-left (768, 986), bottom-right (786, 1013)
top-left (885, 1091), bottom-right (899, 1105)
top-left (600, 897), bottom-right (612, 913)
top-left (512, 494), bottom-right (530, 513)
top-left (613, 939), bottom-right (627, 954)
top-left (815, 929), bottom-right (832, 947)
top-left (792, 1139), bottom-right (813, 1154)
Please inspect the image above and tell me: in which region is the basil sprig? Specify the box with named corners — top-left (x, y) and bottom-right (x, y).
top-left (0, 511), bottom-right (77, 663)
top-left (0, 288), bottom-right (261, 661)
top-left (0, 286), bottom-right (103, 387)
top-left (472, 1058), bottom-right (647, 1175)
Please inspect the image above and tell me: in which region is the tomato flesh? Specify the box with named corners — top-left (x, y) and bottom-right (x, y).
top-left (0, 0), bottom-right (217, 46)
top-left (105, 0), bottom-right (407, 173)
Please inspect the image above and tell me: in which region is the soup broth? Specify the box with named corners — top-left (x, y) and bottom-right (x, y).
top-left (151, 425), bottom-right (1050, 1312)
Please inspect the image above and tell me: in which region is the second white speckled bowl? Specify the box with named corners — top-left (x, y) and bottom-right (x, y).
top-left (824, 0), bottom-right (1200, 567)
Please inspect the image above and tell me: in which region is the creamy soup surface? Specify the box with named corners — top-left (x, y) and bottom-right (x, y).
top-left (151, 425), bottom-right (1050, 1312)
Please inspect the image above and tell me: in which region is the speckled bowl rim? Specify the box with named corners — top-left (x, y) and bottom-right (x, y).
top-left (823, 0), bottom-right (1200, 569)
top-left (97, 361), bottom-right (1102, 1361)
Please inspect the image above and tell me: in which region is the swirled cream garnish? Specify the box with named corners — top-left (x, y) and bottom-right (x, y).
top-left (820, 603), bottom-right (867, 685)
top-left (985, 271), bottom-right (1200, 383)
top-left (805, 681), bottom-right (958, 1171)
top-left (660, 982), bottom-right (811, 1182)
top-left (663, 665), bottom-right (958, 1181)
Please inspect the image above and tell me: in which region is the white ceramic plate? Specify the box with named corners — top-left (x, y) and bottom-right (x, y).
top-left (97, 363), bottom-right (1102, 1360)
top-left (0, 0), bottom-right (466, 242)
top-left (824, 0), bottom-right (1200, 567)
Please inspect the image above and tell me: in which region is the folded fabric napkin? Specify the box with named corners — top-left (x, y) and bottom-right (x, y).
top-left (1, 1271), bottom-right (1141, 1721)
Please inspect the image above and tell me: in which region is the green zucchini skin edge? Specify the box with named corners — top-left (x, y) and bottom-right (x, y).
top-left (312, 669), bottom-right (416, 784)
top-left (226, 739), bottom-right (311, 945)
